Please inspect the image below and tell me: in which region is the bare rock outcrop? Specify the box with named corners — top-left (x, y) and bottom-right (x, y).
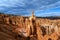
top-left (0, 13), bottom-right (60, 40)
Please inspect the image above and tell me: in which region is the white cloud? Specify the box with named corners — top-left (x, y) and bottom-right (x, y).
top-left (0, 0), bottom-right (25, 7)
top-left (36, 12), bottom-right (60, 17)
top-left (38, 1), bottom-right (60, 10)
top-left (0, 0), bottom-right (60, 16)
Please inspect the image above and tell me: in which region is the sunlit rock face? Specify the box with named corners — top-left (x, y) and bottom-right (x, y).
top-left (0, 13), bottom-right (60, 40)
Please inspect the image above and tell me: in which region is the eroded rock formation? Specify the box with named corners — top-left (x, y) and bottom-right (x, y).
top-left (0, 12), bottom-right (60, 40)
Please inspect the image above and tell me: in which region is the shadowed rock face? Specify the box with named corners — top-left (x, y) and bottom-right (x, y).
top-left (0, 13), bottom-right (60, 40)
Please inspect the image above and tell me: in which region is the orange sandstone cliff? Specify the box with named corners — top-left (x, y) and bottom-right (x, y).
top-left (0, 13), bottom-right (60, 40)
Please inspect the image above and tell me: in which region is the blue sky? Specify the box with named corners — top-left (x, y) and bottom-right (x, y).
top-left (0, 0), bottom-right (60, 17)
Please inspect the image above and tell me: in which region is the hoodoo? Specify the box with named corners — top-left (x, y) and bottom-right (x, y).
top-left (0, 11), bottom-right (60, 40)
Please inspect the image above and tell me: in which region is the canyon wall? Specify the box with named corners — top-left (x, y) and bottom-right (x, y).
top-left (0, 13), bottom-right (60, 40)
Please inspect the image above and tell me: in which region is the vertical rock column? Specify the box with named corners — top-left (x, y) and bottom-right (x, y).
top-left (4, 17), bottom-right (9, 24)
top-left (36, 20), bottom-right (43, 40)
top-left (25, 18), bottom-right (31, 37)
